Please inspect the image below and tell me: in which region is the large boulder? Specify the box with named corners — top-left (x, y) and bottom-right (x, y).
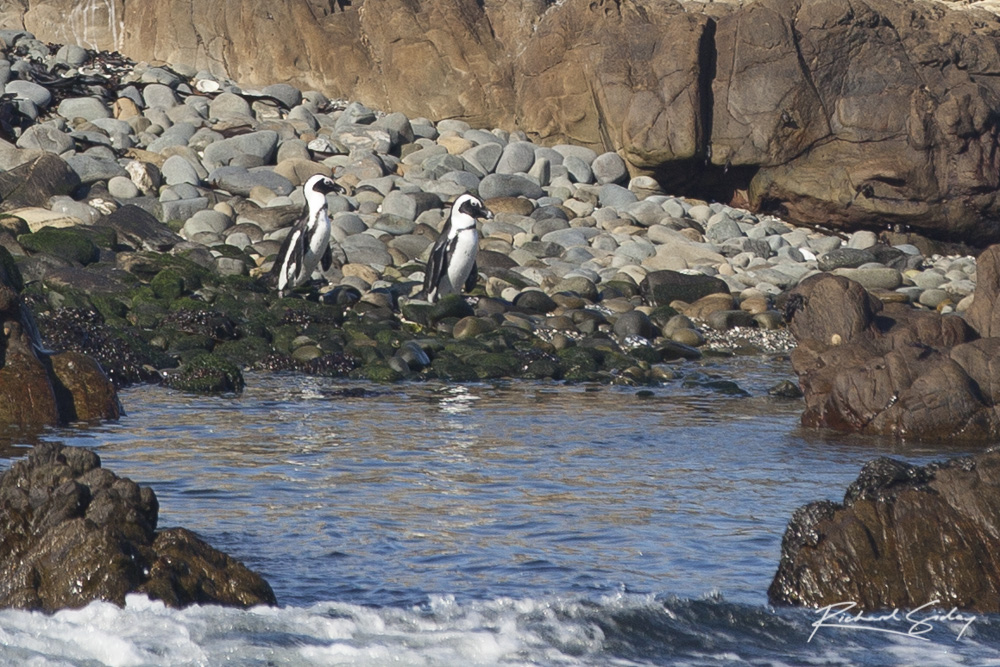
top-left (0, 442), bottom-right (276, 611)
top-left (10, 0), bottom-right (1000, 240)
top-left (785, 268), bottom-right (1000, 440)
top-left (0, 247), bottom-right (120, 428)
top-left (770, 451), bottom-right (1000, 612)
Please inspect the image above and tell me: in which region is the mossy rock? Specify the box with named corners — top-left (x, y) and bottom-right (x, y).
top-left (400, 301), bottom-right (432, 328)
top-left (350, 362), bottom-right (404, 382)
top-left (127, 251), bottom-right (211, 286)
top-left (165, 331), bottom-right (215, 354)
top-left (629, 345), bottom-right (663, 365)
top-left (467, 351), bottom-right (521, 379)
top-left (212, 244), bottom-right (249, 260)
top-left (271, 324), bottom-right (304, 355)
top-left (214, 336), bottom-right (273, 367)
top-left (76, 225), bottom-right (117, 250)
top-left (89, 294), bottom-right (129, 323)
top-left (557, 346), bottom-right (600, 373)
top-left (428, 294), bottom-right (475, 324)
top-left (345, 339), bottom-right (384, 365)
top-left (0, 246), bottom-right (24, 292)
top-left (164, 353), bottom-right (245, 394)
top-left (220, 273), bottom-right (269, 293)
top-left (19, 227), bottom-right (100, 265)
top-left (429, 354), bottom-right (481, 381)
top-left (520, 356), bottom-right (563, 380)
top-left (150, 268), bottom-right (186, 301)
top-left (649, 305), bottom-right (681, 327)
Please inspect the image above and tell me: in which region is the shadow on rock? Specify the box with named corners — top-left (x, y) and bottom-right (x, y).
top-left (0, 442), bottom-right (276, 611)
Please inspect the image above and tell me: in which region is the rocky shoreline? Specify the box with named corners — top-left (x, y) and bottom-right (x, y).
top-left (3, 33), bottom-right (1000, 616)
top-left (0, 34), bottom-right (982, 405)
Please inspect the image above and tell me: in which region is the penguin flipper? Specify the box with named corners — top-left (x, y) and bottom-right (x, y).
top-left (320, 243), bottom-right (334, 272)
top-left (423, 237), bottom-right (448, 301)
top-left (464, 259), bottom-right (478, 293)
top-left (272, 224), bottom-right (306, 291)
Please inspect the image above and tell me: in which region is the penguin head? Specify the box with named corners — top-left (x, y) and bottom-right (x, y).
top-left (451, 194), bottom-right (493, 230)
top-left (304, 174), bottom-right (344, 196)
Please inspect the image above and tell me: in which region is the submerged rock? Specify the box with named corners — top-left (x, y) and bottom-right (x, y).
top-left (769, 451), bottom-right (1000, 612)
top-left (0, 442), bottom-right (276, 611)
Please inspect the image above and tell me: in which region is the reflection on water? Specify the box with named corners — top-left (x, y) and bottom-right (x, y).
top-left (0, 358), bottom-right (981, 610)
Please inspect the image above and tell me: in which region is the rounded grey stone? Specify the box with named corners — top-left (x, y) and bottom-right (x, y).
top-left (209, 166), bottom-right (294, 197)
top-left (209, 92), bottom-right (253, 119)
top-left (705, 213), bottom-right (745, 243)
top-left (146, 122), bottom-right (198, 153)
top-left (479, 173), bottom-right (546, 200)
top-left (108, 175), bottom-right (141, 199)
top-left (262, 83), bottom-right (303, 108)
top-left (203, 130), bottom-right (279, 168)
top-left (57, 96), bottom-right (111, 122)
top-left (332, 213), bottom-right (368, 237)
top-left (225, 232), bottom-right (253, 250)
top-left (4, 80), bottom-right (51, 108)
top-left (55, 44), bottom-right (88, 67)
top-left (553, 144), bottom-right (598, 165)
top-left (160, 197), bottom-right (211, 223)
top-left (380, 190), bottom-right (442, 221)
top-left (216, 256), bottom-right (248, 277)
top-left (463, 142), bottom-right (503, 175)
top-left (183, 209), bottom-right (233, 237)
top-left (847, 230), bottom-right (878, 249)
top-left (496, 142), bottom-right (536, 174)
top-left (162, 155), bottom-right (203, 186)
top-left (592, 152), bottom-right (628, 185)
top-left (563, 155), bottom-right (593, 184)
top-left (373, 112), bottom-right (415, 145)
top-left (143, 83), bottom-right (179, 109)
top-left (373, 214), bottom-right (417, 236)
top-left (541, 228), bottom-right (589, 248)
top-left (65, 154), bottom-right (129, 184)
top-left (598, 183), bottom-right (638, 209)
top-left (341, 234), bottom-right (392, 267)
top-left (16, 123), bottom-right (74, 153)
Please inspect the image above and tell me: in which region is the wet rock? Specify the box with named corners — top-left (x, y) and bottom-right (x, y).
top-left (0, 249), bottom-right (120, 427)
top-left (770, 450), bottom-right (1000, 612)
top-left (786, 271), bottom-right (995, 440)
top-left (0, 442), bottom-right (276, 611)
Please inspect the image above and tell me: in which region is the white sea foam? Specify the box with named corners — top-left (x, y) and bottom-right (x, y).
top-left (0, 592), bottom-right (997, 666)
top-left (0, 593), bottom-right (641, 667)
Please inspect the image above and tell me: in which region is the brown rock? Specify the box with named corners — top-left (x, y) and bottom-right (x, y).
top-left (770, 452), bottom-right (1000, 612)
top-left (0, 443), bottom-right (276, 611)
top-left (0, 247), bottom-right (120, 429)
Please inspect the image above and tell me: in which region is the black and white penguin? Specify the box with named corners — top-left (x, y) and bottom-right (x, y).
top-left (271, 173), bottom-right (343, 296)
top-left (422, 194), bottom-right (493, 303)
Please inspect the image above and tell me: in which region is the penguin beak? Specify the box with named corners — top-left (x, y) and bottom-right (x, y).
top-left (481, 207), bottom-right (494, 221)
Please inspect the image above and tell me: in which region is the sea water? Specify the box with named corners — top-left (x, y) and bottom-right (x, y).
top-left (1, 357), bottom-right (998, 666)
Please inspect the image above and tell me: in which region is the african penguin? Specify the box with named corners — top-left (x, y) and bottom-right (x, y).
top-left (271, 173), bottom-right (343, 297)
top-left (422, 194), bottom-right (493, 303)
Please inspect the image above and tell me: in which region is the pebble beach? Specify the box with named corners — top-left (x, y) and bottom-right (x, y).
top-left (0, 31), bottom-right (982, 388)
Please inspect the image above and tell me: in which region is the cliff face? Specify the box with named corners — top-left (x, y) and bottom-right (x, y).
top-left (9, 0), bottom-right (1000, 243)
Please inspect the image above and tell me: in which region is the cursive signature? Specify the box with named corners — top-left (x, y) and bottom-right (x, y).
top-left (807, 600), bottom-right (977, 643)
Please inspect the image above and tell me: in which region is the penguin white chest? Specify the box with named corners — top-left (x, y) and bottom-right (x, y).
top-left (304, 215), bottom-right (331, 273)
top-left (444, 228), bottom-right (478, 293)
